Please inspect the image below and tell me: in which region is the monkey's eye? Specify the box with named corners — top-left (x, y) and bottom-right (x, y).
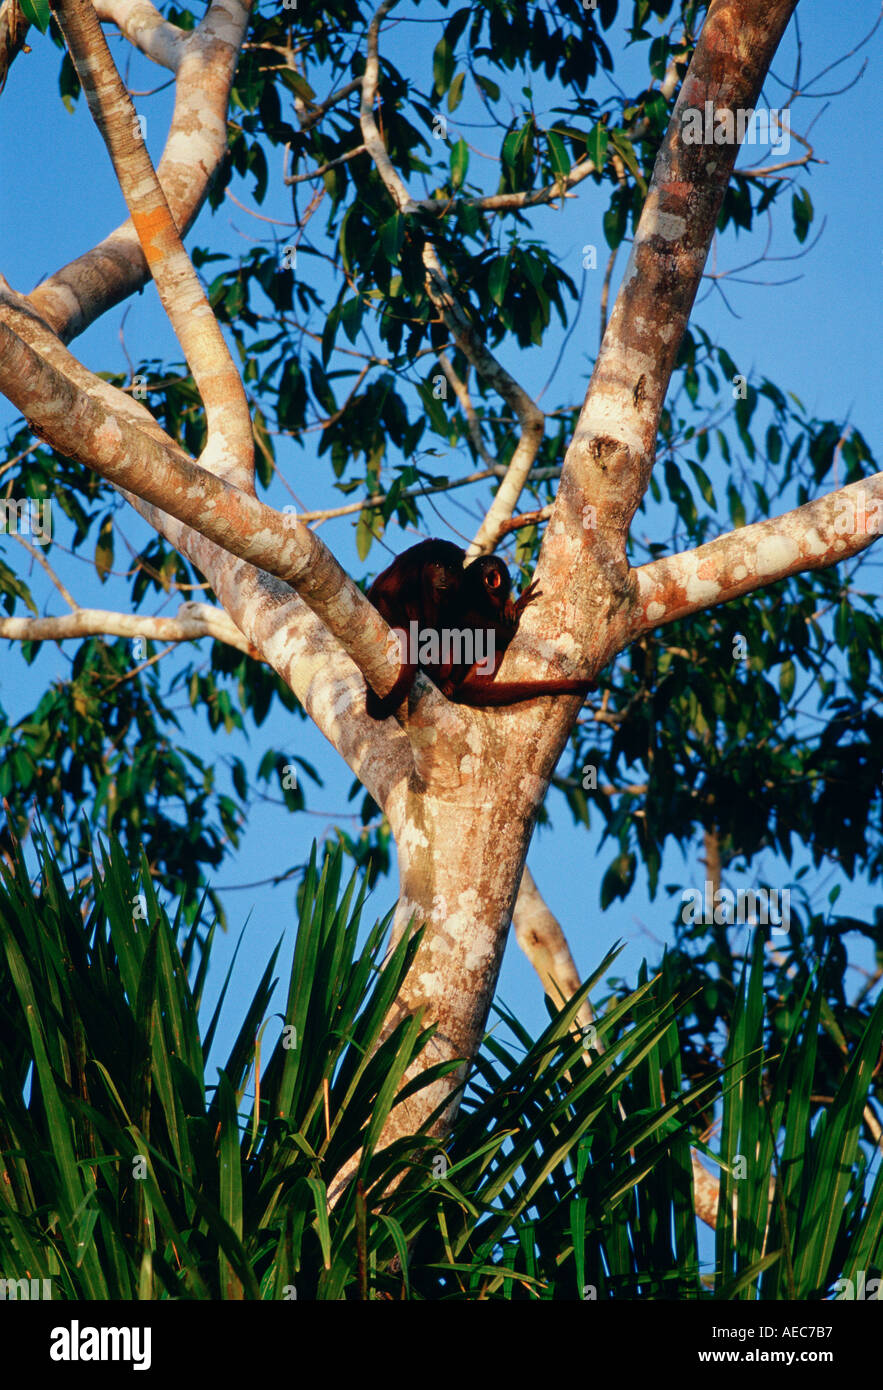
top-left (485, 571), bottom-right (502, 589)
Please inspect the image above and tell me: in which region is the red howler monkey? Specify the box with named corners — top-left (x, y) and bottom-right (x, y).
top-left (365, 540), bottom-right (593, 719)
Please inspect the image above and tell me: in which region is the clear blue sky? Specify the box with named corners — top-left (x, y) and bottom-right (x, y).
top-left (1, 3), bottom-right (881, 1082)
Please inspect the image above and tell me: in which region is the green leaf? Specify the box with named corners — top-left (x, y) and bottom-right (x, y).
top-left (59, 51), bottom-right (80, 112)
top-left (19, 0), bottom-right (51, 32)
top-left (381, 213), bottom-right (404, 263)
top-left (475, 73), bottom-right (501, 103)
top-left (586, 120), bottom-right (608, 170)
top-left (726, 481), bottom-right (746, 529)
top-left (547, 130), bottom-right (570, 184)
top-left (686, 460), bottom-right (715, 507)
top-left (450, 137), bottom-right (469, 190)
top-left (341, 296), bottom-right (364, 344)
top-left (321, 299), bottom-right (342, 368)
top-left (447, 72), bottom-right (465, 113)
top-left (648, 36), bottom-right (669, 82)
top-left (501, 128), bottom-right (520, 174)
top-left (488, 253), bottom-right (511, 306)
top-left (600, 852), bottom-right (636, 909)
top-left (444, 7), bottom-right (471, 49)
top-left (834, 598), bottom-right (850, 649)
top-left (94, 515), bottom-right (115, 584)
top-left (356, 510), bottom-right (376, 561)
top-left (0, 557), bottom-right (37, 615)
top-left (217, 1070), bottom-right (244, 1299)
top-left (433, 37), bottom-right (455, 96)
top-left (610, 130), bottom-right (646, 192)
top-left (286, 71), bottom-right (317, 105)
top-left (603, 194), bottom-right (627, 249)
top-left (779, 659), bottom-right (795, 703)
top-left (791, 188), bottom-right (813, 244)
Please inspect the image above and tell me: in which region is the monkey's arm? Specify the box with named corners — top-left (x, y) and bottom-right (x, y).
top-left (363, 576), bottom-right (417, 720)
top-left (445, 673), bottom-right (594, 707)
top-left (365, 651), bottom-right (417, 720)
top-left (442, 570), bottom-right (591, 706)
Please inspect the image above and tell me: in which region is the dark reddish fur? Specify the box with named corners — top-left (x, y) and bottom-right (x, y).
top-left (365, 540), bottom-right (593, 719)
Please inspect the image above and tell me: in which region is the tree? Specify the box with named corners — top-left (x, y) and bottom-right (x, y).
top-left (1, 0), bottom-right (880, 1226)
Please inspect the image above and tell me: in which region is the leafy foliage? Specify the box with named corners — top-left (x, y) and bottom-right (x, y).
top-left (0, 832), bottom-right (880, 1299)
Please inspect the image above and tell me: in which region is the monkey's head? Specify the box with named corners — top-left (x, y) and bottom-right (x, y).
top-left (422, 554), bottom-right (461, 605)
top-left (466, 556), bottom-right (512, 614)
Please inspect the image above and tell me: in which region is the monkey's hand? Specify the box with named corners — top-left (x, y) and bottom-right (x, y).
top-left (511, 579), bottom-right (541, 622)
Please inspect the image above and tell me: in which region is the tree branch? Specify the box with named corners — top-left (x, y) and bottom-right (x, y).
top-left (525, 0), bottom-right (802, 689)
top-left (9, 531), bottom-right (78, 610)
top-left (51, 0), bottom-right (254, 492)
top-left (28, 0), bottom-right (252, 344)
top-left (93, 0), bottom-right (186, 70)
top-left (0, 299), bottom-right (404, 710)
top-left (0, 0), bottom-right (27, 95)
top-left (412, 156), bottom-right (599, 217)
top-left (632, 476), bottom-right (883, 637)
top-left (0, 603), bottom-right (255, 655)
top-left (512, 865), bottom-right (596, 1042)
top-left (284, 142), bottom-right (367, 186)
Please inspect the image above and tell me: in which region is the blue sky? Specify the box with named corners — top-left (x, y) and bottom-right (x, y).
top-left (1, 2), bottom-right (881, 1090)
